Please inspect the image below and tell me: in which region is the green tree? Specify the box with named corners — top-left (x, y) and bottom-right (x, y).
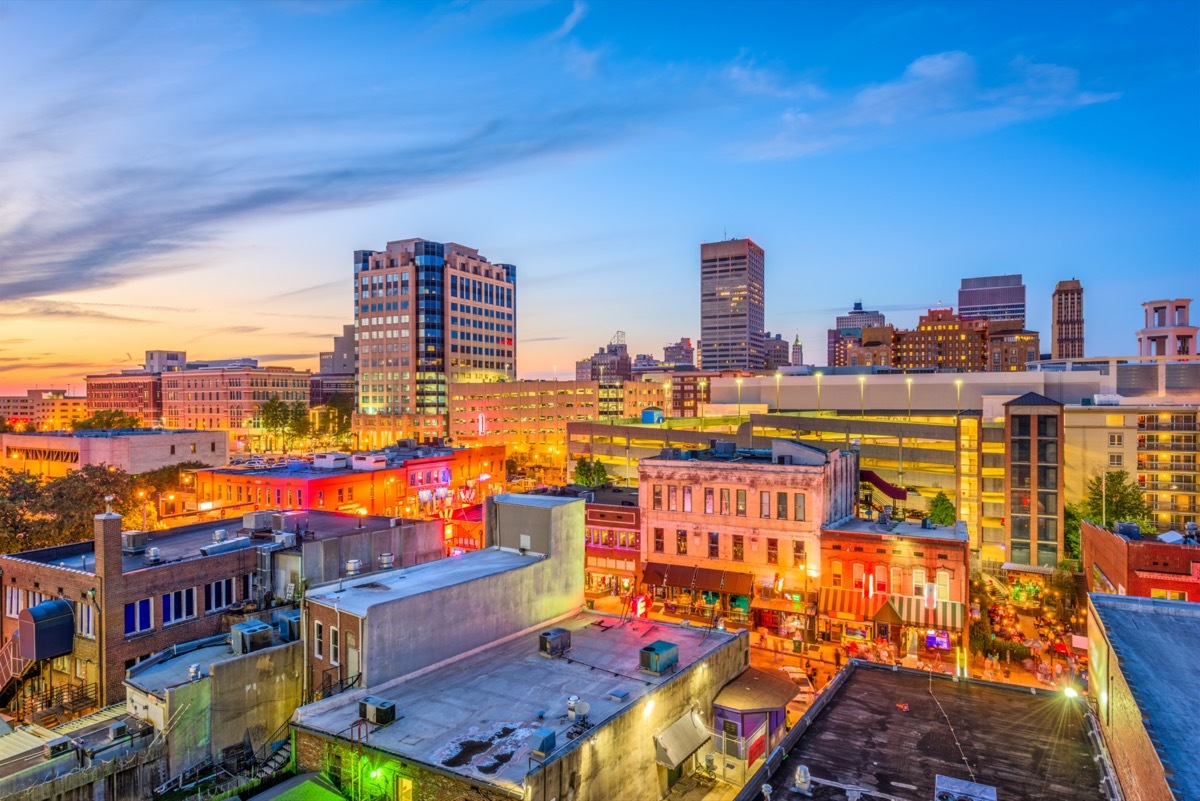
top-left (260, 395), bottom-right (290, 449)
top-left (1063, 503), bottom-right (1083, 559)
top-left (324, 393), bottom-right (354, 441)
top-left (37, 464), bottom-right (140, 543)
top-left (288, 401), bottom-right (312, 448)
top-left (928, 490), bottom-right (957, 526)
top-left (0, 467), bottom-right (48, 550)
top-left (73, 409), bottom-right (141, 430)
top-left (1076, 469), bottom-right (1155, 532)
top-left (572, 458), bottom-right (609, 487)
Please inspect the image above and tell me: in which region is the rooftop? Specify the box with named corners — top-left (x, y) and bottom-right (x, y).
top-left (293, 615), bottom-right (740, 794)
top-left (7, 510), bottom-right (398, 575)
top-left (305, 546), bottom-right (540, 615)
top-left (1091, 594), bottom-right (1200, 800)
top-left (823, 516), bottom-right (969, 542)
top-left (124, 637), bottom-right (236, 695)
top-left (0, 428), bottom-right (209, 439)
top-left (759, 665), bottom-right (1105, 801)
top-left (0, 705), bottom-right (150, 776)
top-left (210, 445), bottom-right (459, 480)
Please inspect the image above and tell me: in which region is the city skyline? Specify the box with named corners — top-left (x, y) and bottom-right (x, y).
top-left (2, 1), bottom-right (1198, 393)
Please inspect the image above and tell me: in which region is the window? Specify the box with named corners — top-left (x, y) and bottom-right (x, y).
top-left (4, 586), bottom-right (21, 618)
top-left (314, 622), bottom-right (324, 658)
top-left (874, 565), bottom-right (887, 594)
top-left (708, 531), bottom-right (720, 558)
top-left (652, 485), bottom-right (662, 511)
top-left (766, 538), bottom-right (778, 565)
top-left (76, 603), bottom-right (95, 638)
top-left (736, 490), bottom-right (746, 517)
top-left (760, 491), bottom-right (770, 518)
top-left (242, 574), bottom-right (252, 601)
top-left (794, 493), bottom-right (806, 522)
top-left (1108, 454), bottom-right (1123, 467)
top-left (162, 588), bottom-right (196, 625)
top-left (1037, 416), bottom-right (1057, 438)
top-left (653, 528), bottom-right (664, 553)
top-left (732, 535), bottom-right (744, 561)
top-left (205, 579), bottom-right (233, 612)
top-left (1108, 433), bottom-right (1123, 447)
top-left (890, 567), bottom-right (902, 596)
top-left (777, 492), bottom-right (788, 520)
top-left (1150, 589), bottom-right (1187, 601)
top-left (704, 488), bottom-right (714, 514)
top-left (831, 560), bottom-right (843, 588)
top-left (912, 569), bottom-right (927, 597)
top-left (852, 563), bottom-right (865, 590)
top-left (667, 486), bottom-right (677, 512)
top-left (397, 777), bottom-right (414, 801)
top-left (936, 570), bottom-right (951, 601)
top-left (330, 627), bottom-right (340, 666)
top-left (676, 530), bottom-right (688, 555)
top-left (720, 489), bottom-right (730, 516)
top-left (1037, 440), bottom-right (1057, 464)
top-left (125, 599), bottom-right (152, 635)
top-left (682, 486), bottom-right (692, 513)
top-left (75, 658), bottom-right (87, 679)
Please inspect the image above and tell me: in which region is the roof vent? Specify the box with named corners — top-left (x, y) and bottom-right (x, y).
top-left (933, 775), bottom-right (998, 801)
top-left (188, 664), bottom-right (201, 681)
top-left (539, 628), bottom-right (571, 658)
top-left (346, 559), bottom-right (361, 576)
top-left (531, 727), bottom-right (556, 757)
top-left (108, 720), bottom-right (128, 740)
top-left (145, 547), bottom-right (161, 563)
top-left (213, 529), bottom-right (227, 544)
top-left (378, 552), bottom-right (395, 570)
top-left (120, 531), bottom-right (148, 554)
top-left (608, 689), bottom-right (629, 702)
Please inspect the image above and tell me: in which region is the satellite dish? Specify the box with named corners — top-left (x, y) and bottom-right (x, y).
top-left (576, 701), bottom-right (591, 718)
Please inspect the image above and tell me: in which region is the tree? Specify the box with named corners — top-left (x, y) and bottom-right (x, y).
top-left (928, 491), bottom-right (956, 526)
top-left (37, 464), bottom-right (140, 543)
top-left (288, 401), bottom-right (312, 448)
top-left (572, 458), bottom-right (609, 487)
top-left (324, 393), bottom-right (354, 441)
top-left (73, 409), bottom-right (141, 430)
top-left (1063, 503), bottom-right (1083, 560)
top-left (259, 395), bottom-right (290, 449)
top-left (0, 467), bottom-right (48, 550)
top-left (1077, 469), bottom-right (1155, 532)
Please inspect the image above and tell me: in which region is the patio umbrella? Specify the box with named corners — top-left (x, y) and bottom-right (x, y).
top-left (1053, 642), bottom-right (1069, 655)
top-left (1024, 638), bottom-right (1044, 651)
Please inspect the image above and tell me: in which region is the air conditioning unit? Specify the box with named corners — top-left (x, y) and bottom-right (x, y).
top-left (108, 721), bottom-right (127, 740)
top-left (272, 511), bottom-right (303, 533)
top-left (43, 737), bottom-right (71, 758)
top-left (275, 608), bottom-right (301, 642)
top-left (539, 628), bottom-right (571, 658)
top-left (934, 775), bottom-right (998, 801)
top-left (273, 532), bottom-right (296, 548)
top-left (530, 727), bottom-right (556, 757)
top-left (121, 531), bottom-right (148, 554)
top-left (639, 640), bottom-right (679, 675)
top-left (231, 620), bottom-right (274, 655)
top-left (243, 511), bottom-right (274, 532)
top-left (359, 696), bottom-right (396, 725)
top-left (212, 529), bottom-right (227, 544)
top-left (145, 547), bottom-right (161, 563)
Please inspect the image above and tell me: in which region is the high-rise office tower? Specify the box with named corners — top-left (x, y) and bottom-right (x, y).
top-left (958, 275), bottom-right (1026, 322)
top-left (1051, 279), bottom-right (1084, 359)
top-left (699, 238), bottom-right (765, 370)
top-left (354, 239), bottom-right (516, 435)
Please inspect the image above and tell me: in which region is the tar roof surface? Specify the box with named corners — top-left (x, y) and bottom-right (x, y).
top-left (124, 642), bottom-right (234, 695)
top-left (305, 547), bottom-right (539, 615)
top-left (293, 615), bottom-right (739, 793)
top-left (1091, 594), bottom-right (1200, 800)
top-left (824, 516), bottom-right (969, 542)
top-left (760, 666), bottom-right (1104, 801)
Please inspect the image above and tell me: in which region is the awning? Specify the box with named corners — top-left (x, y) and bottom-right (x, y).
top-left (873, 599), bottom-right (904, 626)
top-left (722, 571), bottom-right (754, 597)
top-left (819, 587), bottom-right (888, 621)
top-left (641, 562), bottom-right (668, 586)
top-left (891, 596), bottom-right (966, 631)
top-left (693, 568), bottom-right (725, 593)
top-left (654, 710), bottom-right (711, 769)
top-left (664, 564), bottom-right (696, 589)
top-left (1002, 562), bottom-right (1055, 576)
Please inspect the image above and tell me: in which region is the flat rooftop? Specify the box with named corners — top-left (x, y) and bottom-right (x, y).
top-left (125, 638), bottom-right (235, 696)
top-left (306, 546), bottom-right (540, 615)
top-left (824, 516), bottom-right (970, 542)
top-left (760, 665), bottom-right (1104, 801)
top-left (0, 428), bottom-right (206, 439)
top-left (1091, 594), bottom-right (1200, 800)
top-left (0, 706), bottom-right (149, 775)
top-left (212, 444), bottom-right (466, 479)
top-left (9, 510), bottom-right (397, 574)
top-left (293, 615), bottom-right (739, 793)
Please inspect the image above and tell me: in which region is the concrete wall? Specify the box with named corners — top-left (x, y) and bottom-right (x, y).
top-left (209, 640), bottom-right (303, 760)
top-left (526, 631), bottom-right (750, 801)
top-left (301, 520), bottom-right (443, 585)
top-left (164, 671), bottom-right (211, 775)
top-left (0, 738), bottom-right (166, 801)
top-left (362, 499), bottom-right (584, 687)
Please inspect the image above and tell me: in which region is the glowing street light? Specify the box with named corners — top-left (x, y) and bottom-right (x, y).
top-left (906, 377), bottom-right (913, 421)
top-left (774, 372), bottom-right (782, 412)
top-left (858, 376), bottom-right (866, 417)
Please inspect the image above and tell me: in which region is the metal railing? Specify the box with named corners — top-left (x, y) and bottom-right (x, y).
top-left (0, 631), bottom-right (30, 699)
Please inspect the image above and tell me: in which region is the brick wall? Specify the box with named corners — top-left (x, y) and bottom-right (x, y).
top-left (1083, 520), bottom-right (1200, 600)
top-left (307, 603), bottom-right (363, 692)
top-left (1082, 521), bottom-right (1129, 594)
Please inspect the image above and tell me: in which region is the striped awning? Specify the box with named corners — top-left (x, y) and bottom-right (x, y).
top-left (819, 587), bottom-right (888, 622)
top-left (891, 595), bottom-right (966, 631)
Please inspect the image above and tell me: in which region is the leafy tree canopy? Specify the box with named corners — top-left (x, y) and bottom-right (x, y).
top-left (73, 409), bottom-right (141, 430)
top-left (928, 490), bottom-right (957, 526)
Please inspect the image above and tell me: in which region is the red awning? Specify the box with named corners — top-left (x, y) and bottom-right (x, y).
top-left (642, 562), bottom-right (668, 585)
top-left (664, 564), bottom-right (696, 589)
top-left (722, 571), bottom-right (754, 597)
top-left (693, 568), bottom-right (725, 593)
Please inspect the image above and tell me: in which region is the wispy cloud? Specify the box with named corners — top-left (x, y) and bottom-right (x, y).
top-left (520, 336), bottom-right (568, 343)
top-left (747, 51), bottom-right (1120, 159)
top-left (549, 0), bottom-right (587, 40)
top-left (725, 52), bottom-right (824, 100)
top-left (0, 300), bottom-right (152, 324)
top-left (247, 352), bottom-right (319, 362)
top-left (270, 280), bottom-right (345, 300)
top-left (186, 325), bottom-right (264, 344)
top-left (0, 358), bottom-right (109, 374)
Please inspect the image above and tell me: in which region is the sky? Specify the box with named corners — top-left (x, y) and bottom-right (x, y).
top-left (0, 0), bottom-right (1197, 393)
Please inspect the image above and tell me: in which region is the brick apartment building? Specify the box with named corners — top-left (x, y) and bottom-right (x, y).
top-left (85, 372), bottom-right (163, 426)
top-left (818, 517), bottom-right (970, 654)
top-left (162, 365), bottom-right (310, 450)
top-left (1081, 519), bottom-right (1200, 601)
top-left (638, 439), bottom-right (858, 631)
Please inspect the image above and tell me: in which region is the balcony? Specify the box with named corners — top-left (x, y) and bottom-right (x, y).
top-left (1141, 481), bottom-right (1199, 492)
top-left (1139, 440), bottom-right (1200, 453)
top-left (1138, 461), bottom-right (1198, 473)
top-left (1139, 421), bottom-right (1198, 432)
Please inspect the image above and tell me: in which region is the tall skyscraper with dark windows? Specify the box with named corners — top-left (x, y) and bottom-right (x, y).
top-left (353, 239), bottom-right (516, 443)
top-left (1051, 279), bottom-right (1084, 359)
top-left (958, 274), bottom-right (1026, 322)
top-left (699, 238), bottom-right (765, 370)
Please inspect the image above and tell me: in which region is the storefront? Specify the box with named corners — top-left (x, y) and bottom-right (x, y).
top-left (891, 596), bottom-right (966, 654)
top-left (649, 565), bottom-right (756, 625)
top-left (751, 595), bottom-right (815, 642)
top-left (818, 587), bottom-right (901, 644)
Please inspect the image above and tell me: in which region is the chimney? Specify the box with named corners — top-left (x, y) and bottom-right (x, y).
top-left (93, 496), bottom-right (124, 579)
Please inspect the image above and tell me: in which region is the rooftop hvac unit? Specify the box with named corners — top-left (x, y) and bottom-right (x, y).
top-left (639, 640), bottom-right (679, 675)
top-left (243, 511), bottom-right (274, 532)
top-left (120, 531), bottom-right (148, 554)
top-left (199, 536), bottom-right (253, 557)
top-left (359, 696), bottom-right (396, 725)
top-left (934, 776), bottom-right (998, 801)
top-left (145, 547), bottom-right (161, 563)
top-left (272, 511), bottom-right (303, 533)
top-left (539, 628), bottom-right (571, 658)
top-left (108, 721), bottom-right (127, 740)
top-left (212, 529), bottom-right (227, 544)
top-left (530, 727), bottom-right (556, 757)
top-left (313, 452), bottom-right (349, 469)
top-left (274, 531), bottom-right (297, 548)
top-left (712, 441), bottom-right (736, 457)
top-left (42, 737), bottom-right (71, 759)
top-left (231, 619), bottom-right (274, 655)
top-left (275, 608), bottom-right (301, 642)
top-left (1116, 522), bottom-right (1142, 540)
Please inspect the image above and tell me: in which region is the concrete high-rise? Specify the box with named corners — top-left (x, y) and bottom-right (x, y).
top-left (699, 238), bottom-right (765, 370)
top-left (1137, 299), bottom-right (1197, 356)
top-left (958, 274), bottom-right (1026, 322)
top-left (354, 239), bottom-right (516, 442)
top-left (827, 302), bottom-right (886, 366)
top-left (1051, 279), bottom-right (1084, 359)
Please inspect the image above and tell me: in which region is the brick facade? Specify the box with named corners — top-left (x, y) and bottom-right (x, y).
top-left (1081, 520), bottom-right (1200, 601)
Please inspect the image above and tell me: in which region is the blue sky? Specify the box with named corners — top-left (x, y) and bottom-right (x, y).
top-left (0, 0), bottom-right (1196, 389)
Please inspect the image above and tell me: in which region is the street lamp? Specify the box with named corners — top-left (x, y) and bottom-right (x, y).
top-left (906, 377), bottom-right (913, 420)
top-left (736, 377), bottom-right (744, 421)
top-left (138, 490), bottom-right (148, 531)
top-left (858, 376), bottom-right (866, 417)
top-left (774, 372), bottom-right (782, 413)
top-left (698, 378), bottom-right (708, 424)
top-left (954, 378), bottom-right (963, 416)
